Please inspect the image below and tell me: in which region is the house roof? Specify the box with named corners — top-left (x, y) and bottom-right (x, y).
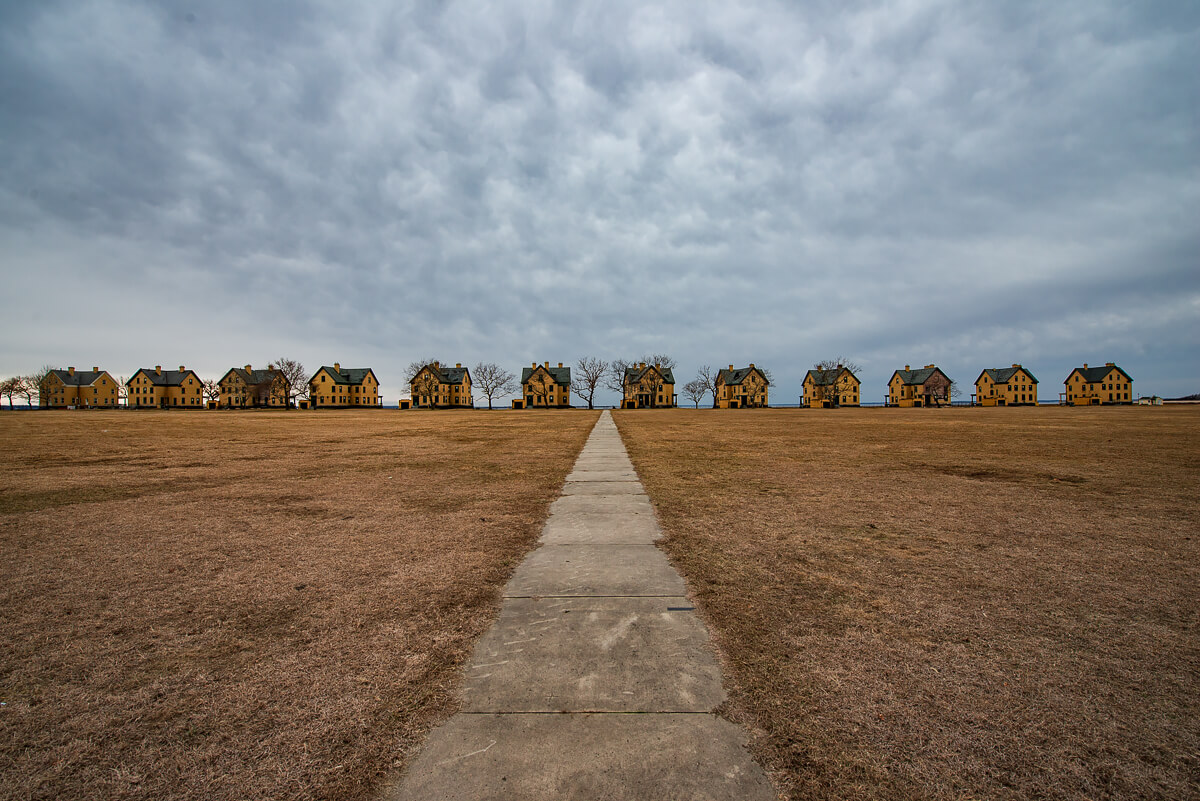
top-left (624, 364), bottom-right (676, 385)
top-left (717, 366), bottom-right (769, 386)
top-left (410, 364), bottom-right (468, 386)
top-left (1069, 364), bottom-right (1132, 383)
top-left (977, 366), bottom-right (1039, 385)
top-left (521, 365), bottom-right (571, 386)
top-left (130, 369), bottom-right (197, 387)
top-left (893, 367), bottom-right (948, 385)
top-left (805, 368), bottom-right (858, 387)
top-left (48, 369), bottom-right (106, 387)
top-left (316, 366), bottom-right (377, 385)
top-left (221, 367), bottom-right (288, 387)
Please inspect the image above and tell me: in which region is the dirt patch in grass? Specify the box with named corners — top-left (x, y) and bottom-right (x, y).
top-left (0, 409), bottom-right (597, 801)
top-left (615, 406), bottom-right (1200, 801)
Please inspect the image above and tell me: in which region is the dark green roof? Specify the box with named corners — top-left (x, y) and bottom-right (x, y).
top-left (48, 369), bottom-right (106, 386)
top-left (978, 366), bottom-right (1038, 385)
top-left (805, 368), bottom-right (858, 387)
top-left (129, 368), bottom-right (199, 387)
top-left (408, 364), bottom-right (468, 386)
top-left (521, 365), bottom-right (571, 386)
top-left (624, 365), bottom-right (675, 385)
top-left (221, 367), bottom-right (288, 388)
top-left (316, 366), bottom-right (377, 385)
top-left (893, 367), bottom-right (950, 385)
top-left (717, 366), bottom-right (769, 386)
top-left (1069, 364), bottom-right (1132, 383)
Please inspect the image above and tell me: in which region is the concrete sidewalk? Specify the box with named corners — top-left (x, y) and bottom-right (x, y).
top-left (386, 412), bottom-right (775, 800)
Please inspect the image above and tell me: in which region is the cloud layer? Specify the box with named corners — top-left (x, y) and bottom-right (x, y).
top-left (2, 0), bottom-right (1197, 402)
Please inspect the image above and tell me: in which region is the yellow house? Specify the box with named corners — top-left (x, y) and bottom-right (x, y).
top-left (803, 366), bottom-right (860, 408)
top-left (409, 362), bottom-right (472, 408)
top-left (39, 367), bottom-right (120, 408)
top-left (715, 364), bottom-right (769, 408)
top-left (309, 363), bottom-right (381, 407)
top-left (1063, 362), bottom-right (1133, 406)
top-left (888, 364), bottom-right (953, 407)
top-left (974, 365), bottom-right (1039, 406)
top-left (127, 365), bottom-right (205, 408)
top-left (621, 363), bottom-right (676, 408)
top-left (218, 364), bottom-right (291, 408)
top-left (520, 362), bottom-right (572, 408)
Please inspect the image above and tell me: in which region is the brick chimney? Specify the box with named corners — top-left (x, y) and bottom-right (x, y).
top-left (432, 361), bottom-right (438, 369)
top-left (245, 364), bottom-right (252, 371)
top-left (1083, 363), bottom-right (1088, 369)
top-left (92, 366), bottom-right (98, 373)
top-left (728, 365), bottom-right (734, 370)
top-left (639, 362), bottom-right (646, 369)
top-left (532, 362), bottom-right (537, 368)
top-left (749, 363), bottom-right (755, 369)
top-left (1105, 362), bottom-right (1114, 367)
top-left (155, 365), bottom-right (162, 375)
top-left (334, 362), bottom-right (341, 372)
top-left (179, 365), bottom-right (186, 372)
top-left (1012, 364), bottom-right (1019, 369)
top-left (68, 366), bottom-right (75, 376)
top-left (456, 363), bottom-right (462, 368)
top-left (544, 361), bottom-right (549, 368)
top-left (924, 364), bottom-right (935, 369)
top-left (558, 362), bottom-right (563, 368)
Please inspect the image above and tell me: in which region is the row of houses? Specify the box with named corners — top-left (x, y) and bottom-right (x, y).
top-left (37, 359), bottom-right (1135, 410)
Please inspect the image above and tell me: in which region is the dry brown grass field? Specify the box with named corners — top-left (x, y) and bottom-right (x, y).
top-left (616, 406), bottom-right (1200, 801)
top-left (0, 409), bottom-right (597, 801)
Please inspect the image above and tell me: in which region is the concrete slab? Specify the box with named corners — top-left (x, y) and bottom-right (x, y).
top-left (461, 597), bottom-right (723, 712)
top-left (549, 493), bottom-right (654, 516)
top-left (569, 458), bottom-right (635, 472)
top-left (564, 469), bottom-right (639, 482)
top-left (539, 512), bottom-right (661, 545)
top-left (386, 713), bottom-right (776, 801)
top-left (561, 481), bottom-right (646, 495)
top-left (504, 544), bottom-right (685, 597)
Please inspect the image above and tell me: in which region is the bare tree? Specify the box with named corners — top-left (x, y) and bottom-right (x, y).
top-left (641, 353), bottom-right (677, 370)
top-left (31, 364), bottom-right (57, 406)
top-left (526, 370), bottom-right (554, 406)
top-left (697, 365), bottom-right (720, 408)
top-left (683, 379), bottom-right (708, 408)
top-left (923, 371), bottom-right (952, 407)
top-left (571, 357), bottom-right (608, 409)
top-left (273, 358), bottom-right (309, 404)
top-left (473, 362), bottom-right (516, 410)
top-left (17, 376), bottom-right (38, 408)
top-left (405, 358), bottom-right (442, 383)
top-left (0, 377), bottom-right (18, 409)
top-left (202, 379), bottom-right (221, 403)
top-left (605, 358), bottom-right (634, 393)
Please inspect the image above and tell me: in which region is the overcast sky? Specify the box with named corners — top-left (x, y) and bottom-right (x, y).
top-left (2, 0), bottom-right (1197, 404)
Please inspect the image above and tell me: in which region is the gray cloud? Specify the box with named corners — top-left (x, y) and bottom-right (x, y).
top-left (1, 0), bottom-right (1197, 403)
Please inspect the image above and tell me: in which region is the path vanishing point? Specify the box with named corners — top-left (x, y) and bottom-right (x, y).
top-left (388, 411), bottom-right (775, 800)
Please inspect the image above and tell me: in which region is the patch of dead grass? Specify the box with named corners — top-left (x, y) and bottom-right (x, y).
top-left (0, 409), bottom-right (597, 801)
top-left (615, 406), bottom-right (1200, 801)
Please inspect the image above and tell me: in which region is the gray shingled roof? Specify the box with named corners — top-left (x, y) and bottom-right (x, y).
top-left (48, 369), bottom-right (105, 386)
top-left (1070, 364), bottom-right (1132, 383)
top-left (131, 369), bottom-right (197, 387)
top-left (805, 368), bottom-right (858, 387)
top-left (979, 367), bottom-right (1039, 385)
top-left (624, 365), bottom-right (676, 385)
top-left (222, 367), bottom-right (287, 387)
top-left (893, 367), bottom-right (947, 385)
top-left (717, 366), bottom-right (769, 386)
top-left (318, 366), bottom-right (377, 385)
top-left (521, 365), bottom-right (571, 386)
